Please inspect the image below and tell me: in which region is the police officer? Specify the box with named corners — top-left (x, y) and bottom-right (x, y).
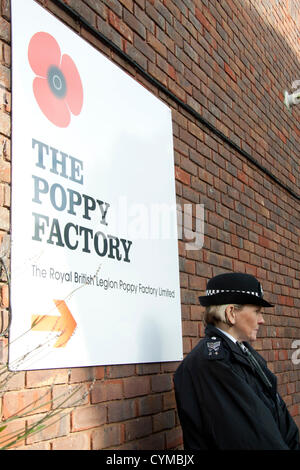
top-left (174, 272), bottom-right (300, 450)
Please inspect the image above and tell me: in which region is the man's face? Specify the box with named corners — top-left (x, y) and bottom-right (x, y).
top-left (234, 304), bottom-right (265, 342)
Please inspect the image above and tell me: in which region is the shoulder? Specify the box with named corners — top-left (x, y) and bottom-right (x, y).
top-left (175, 333), bottom-right (228, 378)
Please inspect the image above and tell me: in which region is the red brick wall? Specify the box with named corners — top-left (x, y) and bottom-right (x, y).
top-left (0, 0), bottom-right (300, 449)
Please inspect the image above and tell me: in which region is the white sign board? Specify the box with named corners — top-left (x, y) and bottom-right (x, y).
top-left (9, 0), bottom-right (183, 370)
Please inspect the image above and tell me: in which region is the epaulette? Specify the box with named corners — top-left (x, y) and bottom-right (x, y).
top-left (205, 336), bottom-right (225, 360)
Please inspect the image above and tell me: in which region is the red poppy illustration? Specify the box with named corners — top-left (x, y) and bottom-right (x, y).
top-left (28, 32), bottom-right (83, 128)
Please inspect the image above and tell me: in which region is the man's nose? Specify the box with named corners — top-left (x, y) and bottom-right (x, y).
top-left (258, 313), bottom-right (265, 324)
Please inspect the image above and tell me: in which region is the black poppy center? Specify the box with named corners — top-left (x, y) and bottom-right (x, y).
top-left (47, 66), bottom-right (67, 99)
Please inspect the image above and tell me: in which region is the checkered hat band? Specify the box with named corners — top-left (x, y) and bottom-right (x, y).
top-left (206, 289), bottom-right (260, 297)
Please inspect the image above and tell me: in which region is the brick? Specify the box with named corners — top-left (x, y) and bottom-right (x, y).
top-left (195, 7), bottom-right (211, 30)
top-left (180, 128), bottom-right (197, 148)
top-left (190, 305), bottom-right (204, 320)
top-left (168, 77), bottom-right (186, 101)
top-left (26, 369), bottom-right (68, 388)
top-left (148, 62), bottom-right (168, 87)
top-left (224, 62), bottom-right (237, 82)
top-left (168, 63), bottom-right (177, 80)
top-left (166, 425), bottom-right (183, 449)
top-left (2, 90), bottom-right (10, 114)
top-left (0, 305), bottom-right (9, 332)
top-left (124, 41), bottom-right (147, 69)
top-left (182, 258), bottom-right (195, 274)
top-left (93, 367), bottom-right (106, 380)
top-left (45, 1), bottom-right (80, 32)
top-left (52, 383), bottom-right (89, 408)
top-left (69, 367), bottom-right (97, 383)
top-left (136, 363), bottom-right (161, 375)
top-left (277, 295), bottom-right (294, 307)
top-left (125, 416), bottom-right (152, 441)
top-left (174, 137), bottom-right (189, 156)
top-left (134, 4), bottom-right (155, 34)
top-left (0, 110), bottom-right (10, 137)
top-left (26, 412), bottom-right (70, 444)
top-left (102, 0), bottom-right (122, 16)
top-left (132, 431), bottom-right (166, 450)
top-left (0, 135), bottom-right (10, 160)
top-left (163, 390), bottom-right (177, 411)
top-left (1, 0), bottom-right (10, 20)
top-left (52, 432), bottom-right (91, 450)
top-left (2, 388), bottom-right (51, 419)
top-left (137, 394), bottom-right (162, 416)
top-left (145, 2), bottom-right (165, 30)
top-left (106, 364), bottom-right (135, 378)
top-left (91, 379), bottom-right (123, 403)
top-left (146, 31), bottom-right (167, 57)
top-left (18, 441), bottom-right (51, 450)
top-left (119, 0), bottom-right (133, 12)
top-left (175, 166), bottom-right (190, 185)
top-left (153, 410), bottom-right (175, 432)
top-left (71, 404), bottom-right (106, 431)
top-left (0, 18), bottom-right (10, 42)
top-left (183, 41), bottom-right (198, 62)
top-left (123, 9), bottom-right (146, 39)
top-left (123, 376), bottom-right (150, 398)
top-left (107, 399), bottom-right (137, 423)
top-left (84, 0), bottom-right (108, 19)
top-left (188, 275), bottom-right (206, 290)
top-left (96, 16), bottom-right (123, 50)
top-left (1, 282), bottom-right (9, 306)
top-left (3, 184), bottom-right (9, 207)
top-left (0, 417), bottom-right (26, 449)
top-left (92, 424), bottom-right (123, 449)
top-left (1, 370), bottom-right (25, 391)
top-left (64, 0), bottom-right (96, 26)
top-left (156, 25), bottom-right (175, 53)
top-left (108, 10), bottom-right (133, 42)
top-left (151, 374), bottom-right (173, 393)
top-left (80, 27), bottom-right (111, 56)
top-left (0, 336), bottom-right (8, 363)
top-left (188, 121), bottom-right (204, 140)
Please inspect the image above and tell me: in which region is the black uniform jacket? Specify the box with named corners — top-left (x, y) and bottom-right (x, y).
top-left (174, 324), bottom-right (300, 450)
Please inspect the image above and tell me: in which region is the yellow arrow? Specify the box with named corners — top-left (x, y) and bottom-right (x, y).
top-left (31, 300), bottom-right (77, 348)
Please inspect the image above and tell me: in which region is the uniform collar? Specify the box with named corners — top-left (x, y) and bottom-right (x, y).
top-left (205, 324), bottom-right (277, 396)
top-left (215, 327), bottom-right (237, 344)
top-left (205, 324), bottom-right (252, 365)
top-left (205, 323), bottom-right (269, 368)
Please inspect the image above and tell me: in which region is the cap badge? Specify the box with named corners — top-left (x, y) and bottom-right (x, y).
top-left (259, 284), bottom-right (264, 297)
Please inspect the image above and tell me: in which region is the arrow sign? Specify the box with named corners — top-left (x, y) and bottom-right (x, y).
top-left (31, 300), bottom-right (77, 348)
